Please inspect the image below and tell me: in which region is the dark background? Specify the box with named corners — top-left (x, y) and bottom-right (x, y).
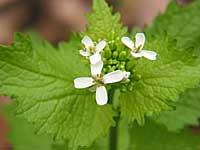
top-left (0, 0), bottom-right (171, 44)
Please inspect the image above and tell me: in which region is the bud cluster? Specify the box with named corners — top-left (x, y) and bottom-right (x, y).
top-left (100, 38), bottom-right (139, 92)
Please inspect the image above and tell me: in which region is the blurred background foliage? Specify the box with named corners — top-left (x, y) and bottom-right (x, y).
top-left (0, 0), bottom-right (197, 149)
top-left (0, 0), bottom-right (171, 44)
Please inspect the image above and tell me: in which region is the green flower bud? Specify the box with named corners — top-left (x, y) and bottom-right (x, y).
top-left (103, 57), bottom-right (108, 65)
top-left (108, 40), bottom-right (116, 50)
top-left (111, 66), bottom-right (116, 70)
top-left (121, 86), bottom-right (127, 92)
top-left (119, 51), bottom-right (127, 61)
top-left (104, 47), bottom-right (112, 59)
top-left (119, 64), bottom-right (125, 70)
top-left (112, 59), bottom-right (118, 65)
top-left (107, 65), bottom-right (112, 69)
top-left (106, 65), bottom-right (112, 72)
top-left (103, 68), bottom-right (108, 74)
top-left (109, 67), bottom-right (115, 72)
top-left (112, 51), bottom-right (118, 59)
top-left (108, 59), bottom-right (113, 65)
top-left (116, 63), bottom-right (120, 68)
top-left (120, 61), bottom-right (126, 65)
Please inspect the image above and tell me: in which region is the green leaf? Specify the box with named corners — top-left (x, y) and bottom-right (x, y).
top-left (147, 0), bottom-right (200, 49)
top-left (0, 33), bottom-right (115, 149)
top-left (80, 136), bottom-right (109, 150)
top-left (154, 87), bottom-right (200, 131)
top-left (86, 0), bottom-right (127, 41)
top-left (54, 118), bottom-right (200, 150)
top-left (3, 104), bottom-right (52, 150)
top-left (120, 36), bottom-right (200, 124)
top-left (144, 0), bottom-right (200, 131)
top-left (129, 120), bottom-right (200, 150)
top-left (51, 136), bottom-right (109, 150)
top-left (52, 138), bottom-right (109, 150)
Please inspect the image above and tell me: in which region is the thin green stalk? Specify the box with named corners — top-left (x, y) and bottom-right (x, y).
top-left (109, 89), bottom-right (119, 150)
top-left (110, 117), bottom-right (119, 150)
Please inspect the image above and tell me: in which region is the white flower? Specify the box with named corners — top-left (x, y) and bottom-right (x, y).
top-left (121, 33), bottom-right (157, 60)
top-left (80, 36), bottom-right (106, 64)
top-left (74, 61), bottom-right (125, 106)
top-left (123, 71), bottom-right (131, 80)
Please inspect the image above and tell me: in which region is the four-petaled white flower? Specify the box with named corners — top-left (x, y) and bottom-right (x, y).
top-left (74, 61), bottom-right (125, 106)
top-left (121, 33), bottom-right (157, 60)
top-left (80, 36), bottom-right (106, 64)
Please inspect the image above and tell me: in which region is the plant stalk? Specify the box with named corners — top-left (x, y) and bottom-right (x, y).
top-left (110, 126), bottom-right (117, 150)
top-left (109, 89), bottom-right (120, 150)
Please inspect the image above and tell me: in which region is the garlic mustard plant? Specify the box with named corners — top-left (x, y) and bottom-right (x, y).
top-left (2, 0), bottom-right (200, 149)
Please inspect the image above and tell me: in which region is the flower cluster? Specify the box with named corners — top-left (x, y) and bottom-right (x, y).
top-left (74, 33), bottom-right (157, 105)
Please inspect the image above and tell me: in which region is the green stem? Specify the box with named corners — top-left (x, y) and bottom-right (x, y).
top-left (110, 117), bottom-right (119, 150)
top-left (109, 89), bottom-right (119, 150)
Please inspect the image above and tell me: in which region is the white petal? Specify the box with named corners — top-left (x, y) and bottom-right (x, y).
top-left (81, 36), bottom-right (94, 49)
top-left (91, 61), bottom-right (103, 76)
top-left (141, 50), bottom-right (157, 60)
top-left (135, 33), bottom-right (145, 49)
top-left (80, 50), bottom-right (90, 57)
top-left (89, 52), bottom-right (102, 64)
top-left (96, 86), bottom-right (108, 106)
top-left (130, 51), bottom-right (143, 58)
top-left (74, 77), bottom-right (95, 88)
top-left (96, 40), bottom-right (106, 53)
top-left (123, 71), bottom-right (131, 79)
top-left (103, 70), bottom-right (125, 84)
top-left (121, 37), bottom-right (134, 50)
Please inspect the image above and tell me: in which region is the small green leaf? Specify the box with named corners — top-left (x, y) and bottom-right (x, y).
top-left (154, 87), bottom-right (200, 131)
top-left (86, 0), bottom-right (127, 41)
top-left (120, 36), bottom-right (200, 124)
top-left (0, 33), bottom-right (115, 149)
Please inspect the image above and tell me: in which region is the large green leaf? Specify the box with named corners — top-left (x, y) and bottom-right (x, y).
top-left (129, 120), bottom-right (200, 150)
top-left (147, 0), bottom-right (200, 49)
top-left (3, 105), bottom-right (52, 150)
top-left (145, 0), bottom-right (200, 131)
top-left (120, 36), bottom-right (200, 124)
top-left (154, 87), bottom-right (200, 131)
top-left (0, 33), bottom-right (115, 149)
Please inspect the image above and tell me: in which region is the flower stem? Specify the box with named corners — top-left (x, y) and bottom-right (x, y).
top-left (109, 89), bottom-right (119, 150)
top-left (110, 117), bottom-right (119, 150)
